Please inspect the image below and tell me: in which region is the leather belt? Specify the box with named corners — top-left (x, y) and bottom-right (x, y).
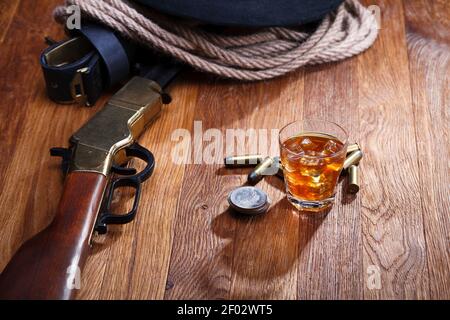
top-left (40, 23), bottom-right (134, 106)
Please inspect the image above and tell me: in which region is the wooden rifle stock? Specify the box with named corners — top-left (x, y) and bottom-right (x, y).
top-left (0, 172), bottom-right (107, 300)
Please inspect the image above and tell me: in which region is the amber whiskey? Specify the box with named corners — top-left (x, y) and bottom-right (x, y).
top-left (280, 133), bottom-right (346, 203)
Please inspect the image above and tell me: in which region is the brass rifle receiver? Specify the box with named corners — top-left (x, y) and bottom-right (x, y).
top-left (51, 76), bottom-right (168, 233)
top-left (67, 76), bottom-right (164, 176)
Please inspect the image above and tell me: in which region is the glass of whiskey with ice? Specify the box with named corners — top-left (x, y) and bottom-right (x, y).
top-left (279, 119), bottom-right (348, 212)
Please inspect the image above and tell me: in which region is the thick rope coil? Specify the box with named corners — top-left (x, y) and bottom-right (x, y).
top-left (54, 0), bottom-right (379, 81)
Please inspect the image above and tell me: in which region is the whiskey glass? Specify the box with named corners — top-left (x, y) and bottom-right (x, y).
top-left (279, 119), bottom-right (348, 212)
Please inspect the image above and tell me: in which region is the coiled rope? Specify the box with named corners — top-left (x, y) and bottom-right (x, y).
top-left (54, 0), bottom-right (379, 81)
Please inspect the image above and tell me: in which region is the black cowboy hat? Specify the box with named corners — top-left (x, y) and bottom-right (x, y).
top-left (134, 0), bottom-right (344, 27)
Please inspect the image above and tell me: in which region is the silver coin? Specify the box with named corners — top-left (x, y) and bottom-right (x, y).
top-left (228, 186), bottom-right (270, 215)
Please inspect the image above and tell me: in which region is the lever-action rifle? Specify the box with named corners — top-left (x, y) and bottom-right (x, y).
top-left (0, 62), bottom-right (179, 300)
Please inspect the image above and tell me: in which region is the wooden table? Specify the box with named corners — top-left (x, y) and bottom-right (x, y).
top-left (0, 0), bottom-right (448, 299)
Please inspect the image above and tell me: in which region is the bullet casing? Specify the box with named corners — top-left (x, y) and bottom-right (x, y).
top-left (346, 143), bottom-right (360, 154)
top-left (224, 154), bottom-right (264, 167)
top-left (248, 156), bottom-right (276, 185)
top-left (343, 150), bottom-right (363, 170)
top-left (348, 165), bottom-right (360, 194)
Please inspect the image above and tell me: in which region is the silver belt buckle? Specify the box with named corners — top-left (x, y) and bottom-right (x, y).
top-left (70, 67), bottom-right (90, 106)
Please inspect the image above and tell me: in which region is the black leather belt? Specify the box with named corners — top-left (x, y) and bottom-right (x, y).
top-left (40, 23), bottom-right (134, 106)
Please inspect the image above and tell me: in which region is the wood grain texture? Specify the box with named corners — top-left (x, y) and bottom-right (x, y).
top-left (0, 0), bottom-right (20, 43)
top-left (404, 0), bottom-right (450, 299)
top-left (0, 0), bottom-right (82, 272)
top-left (165, 73), bottom-right (303, 300)
top-left (358, 0), bottom-right (429, 299)
top-left (0, 0), bottom-right (449, 299)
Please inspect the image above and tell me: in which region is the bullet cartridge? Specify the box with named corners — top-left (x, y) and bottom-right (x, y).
top-left (343, 150), bottom-right (363, 170)
top-left (348, 165), bottom-right (360, 194)
top-left (247, 156), bottom-right (276, 185)
top-left (347, 143), bottom-right (360, 154)
top-left (224, 154), bottom-right (264, 167)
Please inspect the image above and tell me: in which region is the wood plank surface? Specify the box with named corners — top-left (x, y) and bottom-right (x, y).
top-left (0, 0), bottom-right (20, 43)
top-left (403, 0), bottom-right (450, 299)
top-left (358, 0), bottom-right (429, 299)
top-left (0, 0), bottom-right (448, 300)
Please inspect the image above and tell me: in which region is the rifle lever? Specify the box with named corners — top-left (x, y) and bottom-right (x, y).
top-left (95, 143), bottom-right (155, 234)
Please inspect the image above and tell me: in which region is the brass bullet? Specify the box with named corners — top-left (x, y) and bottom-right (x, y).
top-left (347, 143), bottom-right (360, 154)
top-left (224, 154), bottom-right (264, 167)
top-left (248, 156), bottom-right (276, 185)
top-left (348, 165), bottom-right (360, 194)
top-left (343, 150), bottom-right (363, 170)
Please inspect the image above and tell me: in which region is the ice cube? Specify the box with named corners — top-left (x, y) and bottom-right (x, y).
top-left (321, 140), bottom-right (340, 156)
top-left (288, 141), bottom-right (304, 154)
top-left (300, 138), bottom-right (316, 149)
top-left (300, 156), bottom-right (321, 166)
top-left (305, 150), bottom-right (319, 157)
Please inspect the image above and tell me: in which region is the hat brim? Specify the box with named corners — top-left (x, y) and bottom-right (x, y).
top-left (134, 0), bottom-right (344, 27)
